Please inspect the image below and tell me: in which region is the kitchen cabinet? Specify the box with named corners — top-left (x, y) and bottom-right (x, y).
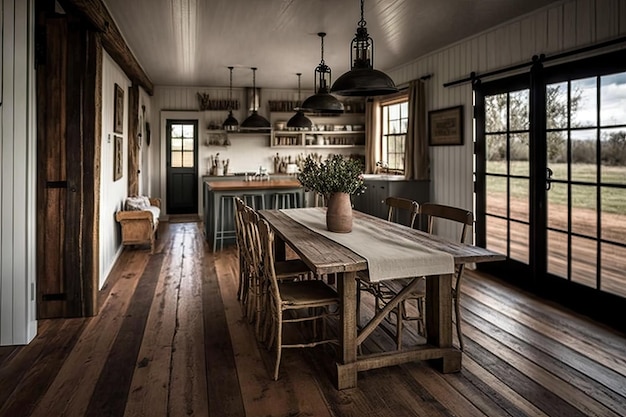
top-left (352, 176), bottom-right (430, 226)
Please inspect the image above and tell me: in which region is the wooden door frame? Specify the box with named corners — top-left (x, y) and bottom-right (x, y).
top-left (35, 7), bottom-right (101, 318)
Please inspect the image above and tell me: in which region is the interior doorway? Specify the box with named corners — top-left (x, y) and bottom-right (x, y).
top-left (165, 119), bottom-right (199, 214)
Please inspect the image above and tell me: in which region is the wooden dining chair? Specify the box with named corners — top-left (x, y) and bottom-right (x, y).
top-left (257, 218), bottom-right (339, 380)
top-left (235, 197), bottom-right (250, 303)
top-left (375, 202), bottom-right (473, 351)
top-left (356, 197), bottom-right (420, 330)
top-left (419, 202), bottom-right (473, 351)
top-left (241, 207), bottom-right (312, 341)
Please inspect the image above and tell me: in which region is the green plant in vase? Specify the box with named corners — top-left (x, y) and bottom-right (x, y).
top-left (297, 154), bottom-right (366, 232)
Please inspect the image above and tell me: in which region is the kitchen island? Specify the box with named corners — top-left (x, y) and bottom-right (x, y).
top-left (203, 179), bottom-right (303, 249)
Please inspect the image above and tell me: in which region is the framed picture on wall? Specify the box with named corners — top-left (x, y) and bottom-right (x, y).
top-left (428, 105), bottom-right (463, 146)
top-left (114, 135), bottom-right (123, 181)
top-left (114, 83), bottom-right (124, 134)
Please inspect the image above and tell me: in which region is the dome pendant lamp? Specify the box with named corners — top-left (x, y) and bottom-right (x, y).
top-left (287, 73), bottom-right (312, 130)
top-left (222, 66), bottom-right (239, 131)
top-left (241, 67), bottom-right (271, 129)
top-left (331, 0), bottom-right (398, 96)
top-left (300, 32), bottom-right (344, 114)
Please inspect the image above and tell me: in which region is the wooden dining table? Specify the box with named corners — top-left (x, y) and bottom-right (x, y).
top-left (258, 207), bottom-right (505, 390)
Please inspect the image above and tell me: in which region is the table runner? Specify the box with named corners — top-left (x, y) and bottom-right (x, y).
top-left (280, 208), bottom-right (454, 282)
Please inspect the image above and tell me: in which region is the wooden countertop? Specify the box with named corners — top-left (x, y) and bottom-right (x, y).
top-left (206, 179), bottom-right (302, 191)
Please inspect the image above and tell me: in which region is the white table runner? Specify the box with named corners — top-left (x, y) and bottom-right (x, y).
top-left (281, 208), bottom-right (455, 282)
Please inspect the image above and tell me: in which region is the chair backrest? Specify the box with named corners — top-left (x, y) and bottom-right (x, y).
top-left (241, 207), bottom-right (262, 272)
top-left (257, 218), bottom-right (282, 306)
top-left (234, 197), bottom-right (247, 248)
top-left (385, 196), bottom-right (419, 228)
top-left (419, 202), bottom-right (474, 290)
top-left (419, 202), bottom-right (473, 244)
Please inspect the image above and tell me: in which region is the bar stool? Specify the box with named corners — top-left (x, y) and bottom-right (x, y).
top-left (272, 192), bottom-right (300, 209)
top-left (213, 194), bottom-right (238, 251)
top-left (243, 193), bottom-right (266, 210)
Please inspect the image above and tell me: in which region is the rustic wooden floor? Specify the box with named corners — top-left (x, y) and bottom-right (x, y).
top-left (1, 221), bottom-right (625, 417)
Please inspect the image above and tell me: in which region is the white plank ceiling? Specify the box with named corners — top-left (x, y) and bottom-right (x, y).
top-left (101, 0), bottom-right (565, 89)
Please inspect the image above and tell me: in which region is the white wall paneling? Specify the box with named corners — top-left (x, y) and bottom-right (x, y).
top-left (387, 0), bottom-right (626, 241)
top-left (1, 0), bottom-right (37, 345)
top-left (99, 52), bottom-right (131, 289)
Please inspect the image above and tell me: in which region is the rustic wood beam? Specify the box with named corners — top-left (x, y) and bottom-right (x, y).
top-left (58, 0), bottom-right (154, 95)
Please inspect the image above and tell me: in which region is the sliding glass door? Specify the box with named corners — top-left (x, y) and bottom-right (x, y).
top-left (475, 50), bottom-right (626, 326)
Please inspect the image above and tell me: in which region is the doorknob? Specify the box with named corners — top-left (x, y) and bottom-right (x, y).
top-left (546, 167), bottom-right (553, 191)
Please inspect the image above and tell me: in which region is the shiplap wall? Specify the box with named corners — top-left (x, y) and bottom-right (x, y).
top-left (387, 0), bottom-right (626, 240)
top-left (99, 52), bottom-right (132, 289)
top-left (0, 0), bottom-right (37, 345)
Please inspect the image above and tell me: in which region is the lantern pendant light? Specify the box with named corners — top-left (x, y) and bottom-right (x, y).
top-left (222, 66), bottom-right (239, 131)
top-left (331, 0), bottom-right (398, 96)
top-left (241, 67), bottom-right (271, 129)
top-left (287, 73), bottom-right (313, 130)
top-left (300, 32), bottom-right (344, 114)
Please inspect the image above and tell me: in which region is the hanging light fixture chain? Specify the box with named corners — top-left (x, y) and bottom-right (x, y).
top-left (358, 0), bottom-right (366, 28)
top-left (320, 33), bottom-right (325, 65)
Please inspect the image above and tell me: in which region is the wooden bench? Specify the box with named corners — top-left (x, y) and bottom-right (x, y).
top-left (115, 197), bottom-right (161, 253)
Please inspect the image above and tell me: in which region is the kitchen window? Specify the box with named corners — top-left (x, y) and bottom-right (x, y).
top-left (381, 96), bottom-right (409, 172)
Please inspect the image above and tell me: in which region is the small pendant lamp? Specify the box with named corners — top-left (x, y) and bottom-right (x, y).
top-left (222, 66), bottom-right (239, 131)
top-left (301, 32), bottom-right (344, 114)
top-left (287, 73), bottom-right (313, 130)
top-left (331, 0), bottom-right (398, 96)
top-left (241, 67), bottom-right (271, 129)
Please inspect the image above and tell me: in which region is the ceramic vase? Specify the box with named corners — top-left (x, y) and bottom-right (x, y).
top-left (326, 192), bottom-right (352, 233)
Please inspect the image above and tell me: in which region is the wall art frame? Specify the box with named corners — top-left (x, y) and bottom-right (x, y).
top-left (428, 105), bottom-right (463, 146)
top-left (114, 83), bottom-right (124, 134)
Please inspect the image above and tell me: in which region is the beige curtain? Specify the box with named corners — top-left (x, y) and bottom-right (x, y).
top-left (404, 80), bottom-right (429, 180)
top-left (364, 97), bottom-right (381, 174)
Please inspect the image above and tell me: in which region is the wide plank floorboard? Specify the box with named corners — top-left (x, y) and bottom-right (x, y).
top-left (1, 220), bottom-right (625, 417)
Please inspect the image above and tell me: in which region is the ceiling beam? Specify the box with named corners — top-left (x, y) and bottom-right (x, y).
top-left (58, 0), bottom-right (154, 95)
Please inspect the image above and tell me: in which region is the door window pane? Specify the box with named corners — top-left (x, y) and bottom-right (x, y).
top-left (571, 235), bottom-right (596, 288)
top-left (600, 128), bottom-right (626, 184)
top-left (485, 93), bottom-right (507, 133)
top-left (509, 89), bottom-right (529, 131)
top-left (571, 184), bottom-right (596, 238)
top-left (601, 187), bottom-right (626, 245)
top-left (600, 72), bottom-right (626, 126)
top-left (509, 178), bottom-right (529, 223)
top-left (601, 242), bottom-right (626, 298)
top-left (486, 176), bottom-right (506, 217)
top-left (571, 77), bottom-right (597, 128)
top-left (547, 182), bottom-right (567, 232)
top-left (510, 221), bottom-right (529, 264)
top-left (547, 82), bottom-right (568, 129)
top-left (486, 134), bottom-right (507, 172)
top-left (571, 129), bottom-right (597, 182)
top-left (486, 216), bottom-right (507, 256)
top-left (547, 230), bottom-right (568, 279)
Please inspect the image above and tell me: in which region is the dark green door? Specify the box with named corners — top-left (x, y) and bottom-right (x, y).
top-left (166, 119), bottom-right (198, 214)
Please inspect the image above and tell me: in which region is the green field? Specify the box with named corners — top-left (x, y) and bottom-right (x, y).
top-left (486, 161), bottom-right (626, 214)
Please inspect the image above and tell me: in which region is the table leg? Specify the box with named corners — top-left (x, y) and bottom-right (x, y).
top-left (274, 234), bottom-right (286, 262)
top-left (426, 273), bottom-right (461, 372)
top-left (336, 271), bottom-right (358, 390)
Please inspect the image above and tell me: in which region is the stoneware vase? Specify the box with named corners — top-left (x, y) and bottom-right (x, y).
top-left (326, 192), bottom-right (353, 233)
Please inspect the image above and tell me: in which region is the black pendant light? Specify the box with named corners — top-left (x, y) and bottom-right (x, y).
top-left (241, 67), bottom-right (271, 129)
top-left (287, 73), bottom-right (313, 129)
top-left (222, 66), bottom-right (239, 131)
top-left (331, 0), bottom-right (398, 96)
top-left (300, 32), bottom-right (344, 114)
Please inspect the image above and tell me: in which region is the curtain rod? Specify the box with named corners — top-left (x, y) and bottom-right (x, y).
top-left (443, 35), bottom-right (626, 88)
top-left (396, 73), bottom-right (433, 90)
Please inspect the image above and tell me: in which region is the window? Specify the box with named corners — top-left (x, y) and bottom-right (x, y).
top-left (170, 123), bottom-right (195, 168)
top-left (381, 99), bottom-right (409, 171)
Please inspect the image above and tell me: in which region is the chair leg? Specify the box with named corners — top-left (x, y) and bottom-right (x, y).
top-left (396, 303), bottom-right (404, 349)
top-left (273, 315), bottom-right (283, 380)
top-left (455, 296), bottom-right (464, 351)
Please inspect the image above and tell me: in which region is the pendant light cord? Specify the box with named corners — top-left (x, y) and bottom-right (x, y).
top-left (358, 0), bottom-right (366, 28)
top-left (297, 73), bottom-right (302, 102)
top-left (251, 67), bottom-right (257, 111)
top-left (228, 66), bottom-right (234, 110)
